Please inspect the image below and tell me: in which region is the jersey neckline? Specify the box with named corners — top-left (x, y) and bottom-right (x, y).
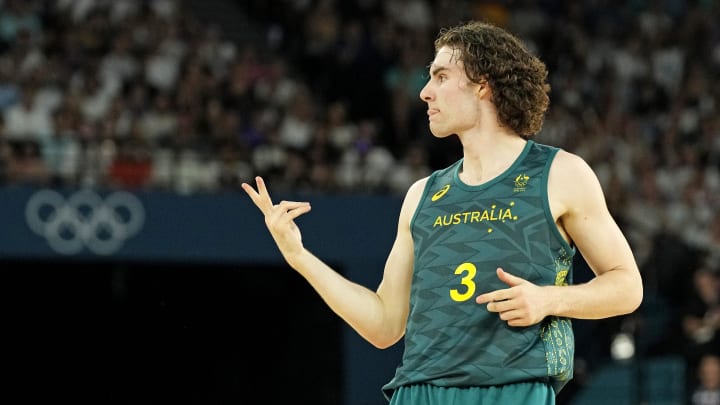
top-left (452, 140), bottom-right (534, 191)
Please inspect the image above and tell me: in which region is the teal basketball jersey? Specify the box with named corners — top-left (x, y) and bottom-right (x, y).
top-left (383, 140), bottom-right (575, 400)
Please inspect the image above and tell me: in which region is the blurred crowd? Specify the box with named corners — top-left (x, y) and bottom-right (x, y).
top-left (0, 0), bottom-right (719, 402)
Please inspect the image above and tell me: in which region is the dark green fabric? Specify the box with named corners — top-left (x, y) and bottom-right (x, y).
top-left (389, 381), bottom-right (555, 405)
top-left (383, 141), bottom-right (575, 400)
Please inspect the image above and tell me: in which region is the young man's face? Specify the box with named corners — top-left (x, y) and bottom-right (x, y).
top-left (419, 46), bottom-right (482, 138)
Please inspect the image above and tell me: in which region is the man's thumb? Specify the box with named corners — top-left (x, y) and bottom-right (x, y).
top-left (497, 267), bottom-right (523, 286)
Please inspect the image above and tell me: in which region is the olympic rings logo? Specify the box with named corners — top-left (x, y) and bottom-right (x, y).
top-left (25, 189), bottom-right (145, 255)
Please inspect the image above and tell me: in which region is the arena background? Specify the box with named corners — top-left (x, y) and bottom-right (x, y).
top-left (1, 1), bottom-right (718, 404)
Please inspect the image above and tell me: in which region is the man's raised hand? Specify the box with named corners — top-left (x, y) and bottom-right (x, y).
top-left (241, 176), bottom-right (311, 259)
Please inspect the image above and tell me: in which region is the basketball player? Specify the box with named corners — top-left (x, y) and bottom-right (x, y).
top-left (242, 20), bottom-right (643, 405)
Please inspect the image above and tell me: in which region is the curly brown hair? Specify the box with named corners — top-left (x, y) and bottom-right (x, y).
top-left (434, 21), bottom-right (550, 138)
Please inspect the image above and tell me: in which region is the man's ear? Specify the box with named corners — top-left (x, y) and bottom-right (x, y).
top-left (477, 79), bottom-right (491, 98)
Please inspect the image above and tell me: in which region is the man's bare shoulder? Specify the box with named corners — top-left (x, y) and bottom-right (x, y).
top-left (550, 149), bottom-right (598, 185)
top-left (549, 148), bottom-right (607, 213)
top-left (397, 177), bottom-right (430, 222)
top-left (403, 176), bottom-right (429, 205)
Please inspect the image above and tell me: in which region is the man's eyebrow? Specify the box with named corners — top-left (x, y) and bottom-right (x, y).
top-left (428, 65), bottom-right (448, 77)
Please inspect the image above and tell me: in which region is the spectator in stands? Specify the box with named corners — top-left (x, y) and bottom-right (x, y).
top-left (106, 129), bottom-right (153, 190)
top-left (3, 81), bottom-right (52, 142)
top-left (6, 139), bottom-right (50, 185)
top-left (691, 353), bottom-right (720, 405)
top-left (0, 0), bottom-right (42, 46)
top-left (682, 266), bottom-right (720, 368)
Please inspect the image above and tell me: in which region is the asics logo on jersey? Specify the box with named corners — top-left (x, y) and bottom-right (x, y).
top-left (431, 184), bottom-right (451, 201)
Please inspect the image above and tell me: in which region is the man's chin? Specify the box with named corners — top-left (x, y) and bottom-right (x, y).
top-left (429, 128), bottom-right (454, 139)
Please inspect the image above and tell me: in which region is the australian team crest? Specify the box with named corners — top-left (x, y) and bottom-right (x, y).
top-left (513, 173), bottom-right (530, 192)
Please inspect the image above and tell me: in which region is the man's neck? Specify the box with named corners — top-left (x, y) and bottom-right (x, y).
top-left (458, 131), bottom-right (527, 186)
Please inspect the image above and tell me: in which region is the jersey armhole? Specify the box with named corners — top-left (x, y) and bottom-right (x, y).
top-left (542, 148), bottom-right (575, 255)
top-left (409, 172), bottom-right (438, 232)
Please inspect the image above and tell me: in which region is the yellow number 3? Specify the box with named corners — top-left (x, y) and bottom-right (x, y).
top-left (450, 262), bottom-right (477, 302)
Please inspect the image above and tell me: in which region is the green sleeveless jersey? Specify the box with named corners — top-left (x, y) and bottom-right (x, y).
top-left (383, 140), bottom-right (575, 399)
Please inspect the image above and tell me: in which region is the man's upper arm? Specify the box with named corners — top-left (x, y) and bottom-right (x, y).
top-left (551, 151), bottom-right (639, 277)
top-left (374, 177), bottom-right (426, 341)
